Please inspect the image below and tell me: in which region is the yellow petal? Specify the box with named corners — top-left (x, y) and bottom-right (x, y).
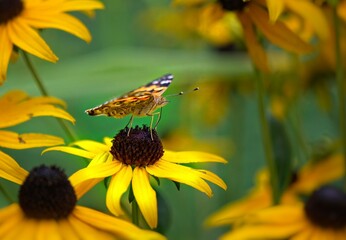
top-left (19, 105), bottom-right (75, 123)
top-left (1, 103), bottom-right (75, 128)
top-left (68, 212), bottom-right (114, 240)
top-left (0, 151), bottom-right (28, 184)
top-left (0, 204), bottom-right (24, 237)
top-left (73, 206), bottom-right (166, 240)
top-left (70, 154), bottom-right (122, 199)
top-left (71, 140), bottom-right (109, 154)
top-left (237, 11), bottom-right (270, 72)
top-left (291, 226), bottom-right (313, 240)
top-left (248, 4), bottom-right (313, 54)
top-left (338, 0), bottom-right (346, 22)
top-left (36, 220), bottom-right (68, 240)
top-left (163, 150), bottom-right (227, 163)
top-left (132, 167), bottom-right (158, 229)
top-left (16, 94), bottom-right (67, 108)
top-left (88, 151), bottom-right (114, 165)
top-left (106, 164), bottom-right (132, 216)
top-left (0, 25), bottom-right (13, 84)
top-left (0, 131), bottom-right (64, 149)
top-left (103, 137), bottom-right (113, 148)
top-left (0, 90), bottom-right (28, 107)
top-left (293, 154), bottom-right (344, 193)
top-left (56, 220), bottom-right (80, 240)
top-left (146, 160), bottom-right (212, 197)
top-left (334, 228), bottom-right (346, 240)
top-left (70, 162), bottom-right (110, 191)
top-left (255, 204), bottom-right (304, 223)
top-left (60, 0), bottom-right (104, 11)
top-left (285, 0), bottom-right (329, 40)
top-left (7, 18), bottom-right (58, 62)
top-left (42, 146), bottom-right (96, 159)
top-left (309, 226), bottom-right (337, 240)
top-left (266, 0), bottom-right (284, 22)
top-left (221, 221), bottom-right (305, 240)
top-left (206, 186), bottom-right (271, 226)
top-left (13, 218), bottom-right (37, 240)
top-left (0, 203), bottom-right (22, 221)
top-left (82, 10), bottom-right (96, 18)
top-left (197, 169), bottom-right (227, 190)
top-left (74, 178), bottom-right (101, 200)
top-left (22, 13), bottom-right (91, 43)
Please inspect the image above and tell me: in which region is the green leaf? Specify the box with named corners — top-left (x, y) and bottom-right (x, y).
top-left (268, 113), bottom-right (292, 200)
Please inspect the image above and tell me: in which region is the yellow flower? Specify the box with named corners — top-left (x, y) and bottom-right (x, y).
top-left (0, 0), bottom-right (104, 83)
top-left (0, 90), bottom-right (75, 149)
top-left (222, 186), bottom-right (346, 240)
top-left (267, 0), bottom-right (329, 41)
top-left (172, 0), bottom-right (313, 72)
top-left (338, 0), bottom-right (346, 22)
top-left (205, 153), bottom-right (344, 227)
top-left (0, 151), bottom-right (165, 240)
top-left (44, 126), bottom-right (228, 229)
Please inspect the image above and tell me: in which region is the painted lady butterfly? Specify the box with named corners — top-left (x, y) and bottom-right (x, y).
top-left (85, 74), bottom-right (173, 133)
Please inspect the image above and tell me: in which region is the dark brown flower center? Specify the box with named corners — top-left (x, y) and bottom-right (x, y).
top-left (304, 186), bottom-right (346, 229)
top-left (0, 0), bottom-right (24, 24)
top-left (19, 165), bottom-right (77, 219)
top-left (218, 0), bottom-right (248, 11)
top-left (110, 126), bottom-right (164, 167)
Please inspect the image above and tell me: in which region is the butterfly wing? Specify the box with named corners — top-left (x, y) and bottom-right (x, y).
top-left (85, 74), bottom-right (173, 117)
top-left (120, 73), bottom-right (173, 98)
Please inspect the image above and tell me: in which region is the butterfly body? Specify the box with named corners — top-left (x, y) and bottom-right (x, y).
top-left (85, 74), bottom-right (173, 121)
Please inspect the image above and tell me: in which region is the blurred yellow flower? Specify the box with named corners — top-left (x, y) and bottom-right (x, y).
top-left (338, 0), bottom-right (346, 22)
top-left (0, 0), bottom-right (104, 83)
top-left (267, 0), bottom-right (329, 41)
top-left (170, 0), bottom-right (313, 72)
top-left (0, 90), bottom-right (75, 149)
top-left (205, 153), bottom-right (344, 227)
top-left (0, 151), bottom-right (165, 240)
top-left (44, 126), bottom-right (228, 229)
top-left (222, 186), bottom-right (346, 240)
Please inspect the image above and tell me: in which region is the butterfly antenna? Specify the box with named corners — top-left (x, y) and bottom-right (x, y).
top-left (166, 87), bottom-right (199, 98)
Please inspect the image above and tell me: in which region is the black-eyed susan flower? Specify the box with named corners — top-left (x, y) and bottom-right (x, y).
top-left (0, 0), bottom-right (104, 83)
top-left (266, 0), bottom-right (329, 41)
top-left (169, 0), bottom-right (313, 72)
top-left (0, 151), bottom-right (165, 240)
top-left (223, 186), bottom-right (346, 240)
top-left (44, 126), bottom-right (228, 229)
top-left (0, 90), bottom-right (75, 149)
top-left (205, 153), bottom-right (344, 227)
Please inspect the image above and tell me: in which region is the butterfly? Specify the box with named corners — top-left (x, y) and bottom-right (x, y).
top-left (85, 74), bottom-right (174, 136)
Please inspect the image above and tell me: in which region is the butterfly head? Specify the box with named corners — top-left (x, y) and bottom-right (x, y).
top-left (85, 109), bottom-right (96, 116)
top-left (85, 107), bottom-right (106, 116)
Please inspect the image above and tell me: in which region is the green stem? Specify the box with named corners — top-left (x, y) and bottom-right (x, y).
top-left (288, 105), bottom-right (310, 164)
top-left (332, 5), bottom-right (346, 187)
top-left (0, 183), bottom-right (14, 203)
top-left (22, 52), bottom-right (78, 143)
top-left (132, 198), bottom-right (140, 226)
top-left (255, 71), bottom-right (280, 204)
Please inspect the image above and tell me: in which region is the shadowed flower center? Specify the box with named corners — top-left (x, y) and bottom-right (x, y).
top-left (0, 0), bottom-right (24, 24)
top-left (110, 126), bottom-right (164, 167)
top-left (218, 0), bottom-right (248, 11)
top-left (19, 165), bottom-right (77, 219)
top-left (304, 186), bottom-right (346, 229)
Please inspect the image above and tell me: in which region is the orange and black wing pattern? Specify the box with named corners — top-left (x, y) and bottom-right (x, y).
top-left (85, 74), bottom-right (173, 117)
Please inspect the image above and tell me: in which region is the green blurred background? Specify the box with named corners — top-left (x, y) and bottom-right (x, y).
top-left (0, 1), bottom-right (340, 239)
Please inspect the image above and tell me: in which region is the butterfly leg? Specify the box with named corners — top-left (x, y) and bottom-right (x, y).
top-left (125, 115), bottom-right (134, 136)
top-left (154, 107), bottom-right (163, 129)
top-left (147, 112), bottom-right (160, 140)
